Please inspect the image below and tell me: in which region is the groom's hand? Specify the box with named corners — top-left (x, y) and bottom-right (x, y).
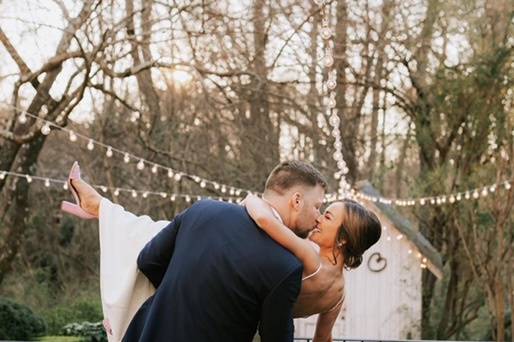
top-left (103, 318), bottom-right (112, 335)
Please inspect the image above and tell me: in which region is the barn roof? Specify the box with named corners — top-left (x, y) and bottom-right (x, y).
top-left (355, 180), bottom-right (444, 279)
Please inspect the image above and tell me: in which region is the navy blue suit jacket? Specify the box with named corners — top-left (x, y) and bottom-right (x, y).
top-left (123, 199), bottom-right (303, 342)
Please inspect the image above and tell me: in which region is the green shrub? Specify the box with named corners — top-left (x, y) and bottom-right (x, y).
top-left (0, 297), bottom-right (46, 340)
top-left (62, 321), bottom-right (107, 342)
top-left (43, 299), bottom-right (103, 335)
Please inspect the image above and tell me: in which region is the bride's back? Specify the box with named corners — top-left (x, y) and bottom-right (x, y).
top-left (292, 256), bottom-right (345, 318)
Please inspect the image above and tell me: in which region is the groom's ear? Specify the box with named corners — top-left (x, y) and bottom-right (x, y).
top-left (290, 192), bottom-right (303, 211)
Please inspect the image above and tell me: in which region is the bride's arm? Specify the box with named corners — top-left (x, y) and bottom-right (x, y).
top-left (313, 300), bottom-right (343, 342)
top-left (243, 194), bottom-right (319, 274)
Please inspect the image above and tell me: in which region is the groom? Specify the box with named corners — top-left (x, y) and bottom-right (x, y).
top-left (123, 160), bottom-right (327, 341)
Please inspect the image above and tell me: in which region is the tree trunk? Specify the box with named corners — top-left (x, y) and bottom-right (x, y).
top-left (238, 0), bottom-right (278, 188)
top-left (367, 0), bottom-right (393, 181)
top-left (0, 2), bottom-right (93, 285)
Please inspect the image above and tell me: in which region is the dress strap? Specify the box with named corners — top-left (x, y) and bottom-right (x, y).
top-left (302, 262), bottom-right (322, 281)
top-left (324, 293), bottom-right (345, 313)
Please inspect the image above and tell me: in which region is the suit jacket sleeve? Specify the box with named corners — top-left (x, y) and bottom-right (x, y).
top-left (137, 209), bottom-right (187, 288)
top-left (258, 264), bottom-right (303, 342)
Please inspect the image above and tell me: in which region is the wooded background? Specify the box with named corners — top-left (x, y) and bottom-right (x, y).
top-left (0, 0), bottom-right (512, 340)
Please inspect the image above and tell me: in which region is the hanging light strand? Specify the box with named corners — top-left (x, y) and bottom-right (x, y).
top-left (3, 103), bottom-right (251, 197)
top-left (0, 169), bottom-right (244, 203)
top-left (317, 2), bottom-right (351, 197)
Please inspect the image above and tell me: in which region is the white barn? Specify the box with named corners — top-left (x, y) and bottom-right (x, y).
top-left (294, 181), bottom-right (443, 340)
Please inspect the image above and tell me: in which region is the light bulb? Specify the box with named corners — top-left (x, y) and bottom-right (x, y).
top-left (124, 153), bottom-right (130, 163)
top-left (323, 53), bottom-right (334, 67)
top-left (200, 181), bottom-right (206, 188)
top-left (106, 147), bottom-right (113, 157)
top-left (168, 169), bottom-right (174, 178)
top-left (320, 26), bottom-right (332, 40)
top-left (137, 160), bottom-right (145, 170)
top-left (69, 132), bottom-right (77, 142)
top-left (329, 114), bottom-right (340, 127)
top-left (132, 190), bottom-right (138, 198)
top-left (63, 183), bottom-right (68, 190)
top-left (0, 172), bottom-right (5, 180)
top-left (41, 124), bottom-right (51, 135)
top-left (114, 189), bottom-right (120, 196)
top-left (326, 79), bottom-right (337, 90)
top-left (44, 179), bottom-right (50, 187)
top-left (174, 173), bottom-right (182, 181)
top-left (26, 175), bottom-right (32, 183)
top-left (18, 114), bottom-right (27, 124)
top-left (160, 192), bottom-right (167, 198)
top-left (87, 140), bottom-right (94, 150)
top-left (152, 165), bottom-right (158, 174)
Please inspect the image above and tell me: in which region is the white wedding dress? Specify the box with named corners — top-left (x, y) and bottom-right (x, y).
top-left (98, 198), bottom-right (170, 342)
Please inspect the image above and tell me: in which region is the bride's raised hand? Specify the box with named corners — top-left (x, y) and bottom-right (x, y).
top-left (242, 194), bottom-right (276, 226)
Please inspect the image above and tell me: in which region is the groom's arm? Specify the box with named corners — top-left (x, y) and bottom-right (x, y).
top-left (259, 264), bottom-right (303, 342)
top-left (137, 209), bottom-right (187, 288)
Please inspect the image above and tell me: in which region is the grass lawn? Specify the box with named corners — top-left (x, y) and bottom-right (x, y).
top-left (38, 336), bottom-right (82, 342)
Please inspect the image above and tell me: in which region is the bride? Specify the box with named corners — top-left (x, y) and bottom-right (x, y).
top-left (62, 161), bottom-right (381, 342)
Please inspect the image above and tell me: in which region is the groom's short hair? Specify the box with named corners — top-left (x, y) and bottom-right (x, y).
top-left (264, 160), bottom-right (328, 194)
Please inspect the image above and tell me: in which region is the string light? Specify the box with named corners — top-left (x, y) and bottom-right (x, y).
top-left (69, 131), bottom-right (77, 142)
top-left (317, 3), bottom-right (351, 197)
top-left (0, 169), bottom-right (243, 203)
top-left (3, 105), bottom-right (511, 209)
top-left (137, 159), bottom-right (145, 170)
top-left (18, 114), bottom-right (27, 124)
top-left (4, 104), bottom-right (252, 197)
top-left (41, 123), bottom-right (51, 135)
top-left (348, 180), bottom-right (513, 207)
top-left (2, 102), bottom-right (253, 199)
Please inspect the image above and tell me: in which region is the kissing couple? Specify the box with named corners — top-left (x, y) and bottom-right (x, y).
top-left (62, 160), bottom-right (381, 341)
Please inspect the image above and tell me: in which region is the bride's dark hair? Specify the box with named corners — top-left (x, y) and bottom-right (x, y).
top-left (332, 199), bottom-right (382, 269)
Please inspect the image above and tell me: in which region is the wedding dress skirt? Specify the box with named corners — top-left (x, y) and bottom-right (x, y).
top-left (98, 198), bottom-right (170, 342)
